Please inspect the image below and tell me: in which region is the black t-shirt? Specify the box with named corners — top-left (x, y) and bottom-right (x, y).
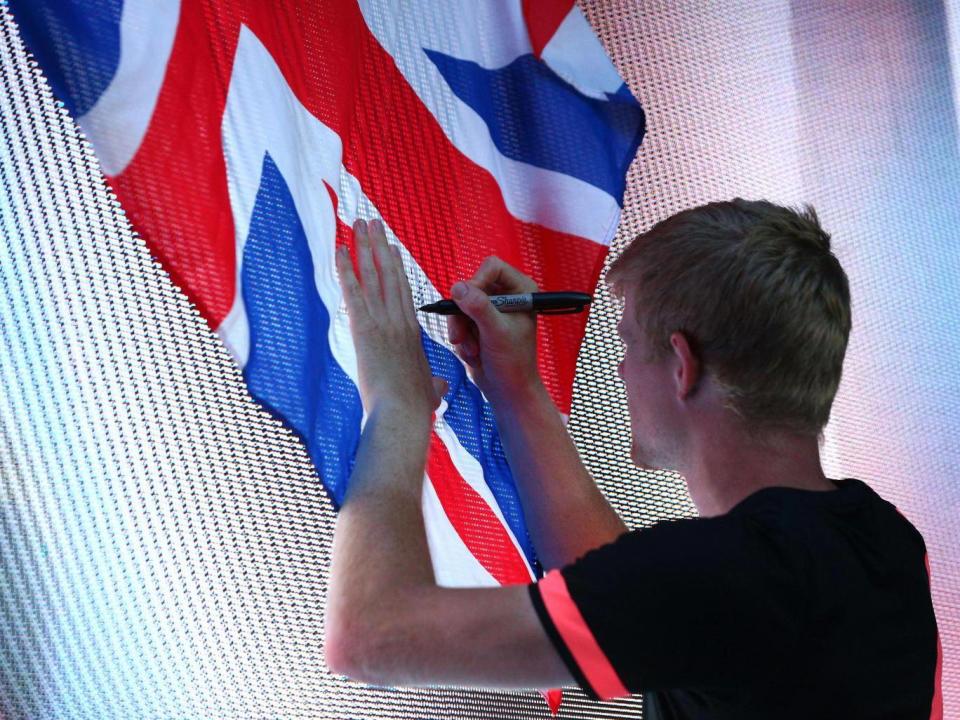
top-left (528, 479), bottom-right (942, 719)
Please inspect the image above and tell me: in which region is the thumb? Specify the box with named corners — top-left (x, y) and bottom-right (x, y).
top-left (451, 282), bottom-right (503, 334)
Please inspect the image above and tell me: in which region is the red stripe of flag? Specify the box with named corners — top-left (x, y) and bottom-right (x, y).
top-left (427, 431), bottom-right (533, 586)
top-left (523, 0), bottom-right (576, 58)
top-left (111, 0), bottom-right (242, 327)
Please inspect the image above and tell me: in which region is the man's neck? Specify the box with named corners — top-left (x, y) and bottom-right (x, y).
top-left (682, 425), bottom-right (835, 517)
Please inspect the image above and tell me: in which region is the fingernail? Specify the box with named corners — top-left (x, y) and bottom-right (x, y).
top-left (452, 282), bottom-right (467, 300)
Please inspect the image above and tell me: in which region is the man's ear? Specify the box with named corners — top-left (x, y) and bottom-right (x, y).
top-left (669, 331), bottom-right (701, 400)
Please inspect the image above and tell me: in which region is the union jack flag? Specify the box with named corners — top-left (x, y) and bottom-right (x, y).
top-left (11, 0), bottom-right (642, 627)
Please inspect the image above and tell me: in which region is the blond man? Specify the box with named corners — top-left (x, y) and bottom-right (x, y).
top-left (325, 201), bottom-right (941, 719)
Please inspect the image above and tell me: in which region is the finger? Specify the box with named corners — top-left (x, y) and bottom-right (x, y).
top-left (391, 244), bottom-right (419, 330)
top-left (355, 219), bottom-right (381, 310)
top-left (446, 313), bottom-right (471, 345)
top-left (335, 244), bottom-right (370, 320)
top-left (369, 220), bottom-right (402, 323)
top-left (451, 281), bottom-right (506, 338)
top-left (470, 255), bottom-right (539, 294)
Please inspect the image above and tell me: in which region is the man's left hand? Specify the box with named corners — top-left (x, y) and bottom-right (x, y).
top-left (335, 218), bottom-right (448, 417)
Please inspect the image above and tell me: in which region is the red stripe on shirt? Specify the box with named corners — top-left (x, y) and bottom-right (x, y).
top-left (538, 569), bottom-right (628, 700)
top-left (894, 508), bottom-right (942, 720)
top-left (924, 553), bottom-right (943, 720)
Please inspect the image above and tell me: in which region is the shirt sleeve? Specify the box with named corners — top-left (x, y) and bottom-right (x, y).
top-left (527, 514), bottom-right (806, 700)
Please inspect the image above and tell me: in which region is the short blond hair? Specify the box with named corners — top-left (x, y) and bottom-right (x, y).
top-left (606, 199), bottom-right (851, 437)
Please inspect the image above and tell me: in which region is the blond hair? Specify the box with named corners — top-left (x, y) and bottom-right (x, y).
top-left (606, 199), bottom-right (851, 437)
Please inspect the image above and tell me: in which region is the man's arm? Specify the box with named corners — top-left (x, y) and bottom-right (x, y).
top-left (326, 221), bottom-right (571, 688)
top-left (448, 258), bottom-right (628, 570)
top-left (485, 378), bottom-right (627, 571)
top-left (324, 403), bottom-right (572, 689)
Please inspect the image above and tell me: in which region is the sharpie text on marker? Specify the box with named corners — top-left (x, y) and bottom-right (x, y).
top-left (418, 292), bottom-right (592, 316)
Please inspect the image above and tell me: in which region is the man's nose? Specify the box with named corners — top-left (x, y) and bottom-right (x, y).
top-left (618, 359), bottom-right (625, 379)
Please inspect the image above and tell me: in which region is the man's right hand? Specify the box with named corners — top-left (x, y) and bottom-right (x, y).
top-left (446, 256), bottom-right (542, 402)
top-left (447, 257), bottom-right (627, 569)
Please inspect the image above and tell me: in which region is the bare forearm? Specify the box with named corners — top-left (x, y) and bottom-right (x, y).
top-left (324, 398), bottom-right (579, 689)
top-left (488, 381), bottom-right (627, 570)
top-left (326, 405), bottom-right (434, 662)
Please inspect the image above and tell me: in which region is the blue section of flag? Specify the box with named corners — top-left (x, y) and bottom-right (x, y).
top-left (9, 0), bottom-right (123, 117)
top-left (422, 336), bottom-right (538, 572)
top-left (242, 153), bottom-right (362, 508)
top-left (424, 49), bottom-right (644, 203)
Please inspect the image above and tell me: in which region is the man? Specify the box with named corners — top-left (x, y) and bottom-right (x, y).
top-left (325, 200), bottom-right (942, 718)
